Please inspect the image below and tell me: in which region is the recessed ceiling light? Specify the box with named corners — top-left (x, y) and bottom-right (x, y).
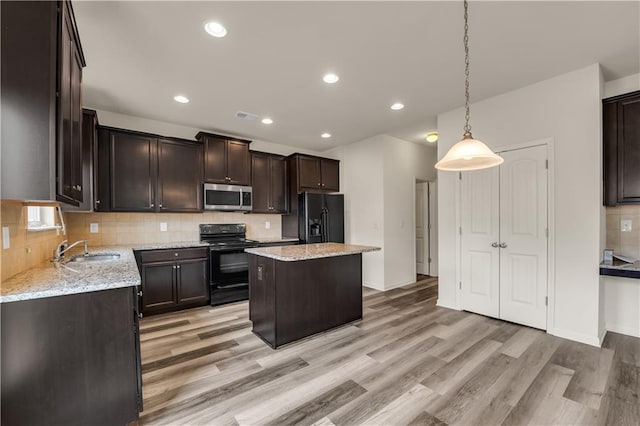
top-left (261, 118), bottom-right (273, 125)
top-left (321, 133), bottom-right (331, 139)
top-left (173, 95), bottom-right (189, 103)
top-left (323, 73), bottom-right (339, 84)
top-left (426, 132), bottom-right (439, 143)
top-left (204, 22), bottom-right (227, 38)
top-left (390, 102), bottom-right (405, 110)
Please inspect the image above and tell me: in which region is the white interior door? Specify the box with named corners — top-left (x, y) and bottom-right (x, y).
top-left (428, 181), bottom-right (438, 277)
top-left (415, 182), bottom-right (428, 275)
top-left (498, 146), bottom-right (548, 329)
top-left (461, 167), bottom-right (500, 318)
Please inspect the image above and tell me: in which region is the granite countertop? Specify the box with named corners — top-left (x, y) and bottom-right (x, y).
top-left (131, 241), bottom-right (209, 251)
top-left (600, 260), bottom-right (640, 279)
top-left (245, 242), bottom-right (380, 262)
top-left (1, 246), bottom-right (140, 303)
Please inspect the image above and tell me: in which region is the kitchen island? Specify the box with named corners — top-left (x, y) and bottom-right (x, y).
top-left (246, 242), bottom-right (380, 348)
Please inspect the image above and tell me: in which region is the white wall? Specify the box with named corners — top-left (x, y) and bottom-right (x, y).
top-left (331, 137), bottom-right (386, 289)
top-left (91, 109), bottom-right (330, 158)
top-left (383, 137), bottom-right (436, 289)
top-left (603, 276), bottom-right (640, 338)
top-left (604, 73), bottom-right (640, 98)
top-left (332, 134), bottom-right (437, 290)
top-left (437, 64), bottom-right (603, 346)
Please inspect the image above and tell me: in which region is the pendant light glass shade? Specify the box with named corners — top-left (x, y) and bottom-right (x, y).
top-left (435, 135), bottom-right (504, 171)
top-left (436, 0), bottom-right (503, 172)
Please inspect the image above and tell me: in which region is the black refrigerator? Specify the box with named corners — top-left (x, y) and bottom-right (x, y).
top-left (297, 193), bottom-right (344, 243)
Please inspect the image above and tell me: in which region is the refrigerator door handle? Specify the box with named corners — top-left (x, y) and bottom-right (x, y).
top-left (321, 208), bottom-right (329, 243)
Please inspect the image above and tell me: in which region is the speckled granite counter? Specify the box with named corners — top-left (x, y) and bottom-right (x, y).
top-left (600, 261), bottom-right (640, 279)
top-left (131, 241), bottom-right (209, 251)
top-left (245, 242), bottom-right (380, 262)
top-left (0, 246), bottom-right (140, 303)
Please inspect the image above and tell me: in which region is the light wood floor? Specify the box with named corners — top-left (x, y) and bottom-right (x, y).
top-left (138, 278), bottom-right (640, 425)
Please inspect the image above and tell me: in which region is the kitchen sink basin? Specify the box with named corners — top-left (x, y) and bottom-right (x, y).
top-left (68, 253), bottom-right (121, 262)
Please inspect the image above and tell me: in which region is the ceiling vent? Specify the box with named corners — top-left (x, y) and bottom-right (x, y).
top-left (235, 111), bottom-right (260, 121)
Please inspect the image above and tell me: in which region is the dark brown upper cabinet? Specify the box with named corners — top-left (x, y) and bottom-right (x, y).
top-left (251, 152), bottom-right (287, 213)
top-left (96, 128), bottom-right (203, 212)
top-left (287, 154), bottom-right (340, 194)
top-left (604, 91), bottom-right (640, 206)
top-left (1, 1), bottom-right (86, 204)
top-left (157, 139), bottom-right (203, 212)
top-left (196, 132), bottom-right (251, 185)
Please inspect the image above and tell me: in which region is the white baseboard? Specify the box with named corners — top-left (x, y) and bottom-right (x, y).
top-left (606, 323), bottom-right (640, 338)
top-left (436, 299), bottom-right (460, 311)
top-left (383, 279), bottom-right (415, 291)
top-left (598, 328), bottom-right (608, 346)
top-left (363, 282), bottom-right (384, 291)
top-left (547, 328), bottom-right (602, 347)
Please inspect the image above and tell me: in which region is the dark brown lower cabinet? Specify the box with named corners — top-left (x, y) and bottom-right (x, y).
top-left (0, 287), bottom-right (141, 426)
top-left (249, 253), bottom-right (362, 348)
top-left (137, 247), bottom-right (209, 315)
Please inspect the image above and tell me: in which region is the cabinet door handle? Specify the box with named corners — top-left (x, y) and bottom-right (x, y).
top-left (174, 253), bottom-right (179, 257)
top-left (499, 242), bottom-right (507, 248)
top-left (77, 185), bottom-right (82, 191)
top-left (177, 265), bottom-right (181, 269)
top-left (172, 265), bottom-right (176, 269)
top-left (491, 242), bottom-right (499, 248)
top-left (159, 204), bottom-right (163, 208)
top-left (137, 290), bottom-right (143, 297)
top-left (150, 203), bottom-right (155, 208)
top-left (138, 312), bottom-right (143, 319)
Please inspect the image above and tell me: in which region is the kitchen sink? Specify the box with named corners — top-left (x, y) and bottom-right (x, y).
top-left (68, 253), bottom-right (121, 262)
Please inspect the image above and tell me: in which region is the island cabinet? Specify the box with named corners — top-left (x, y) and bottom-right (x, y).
top-left (288, 154), bottom-right (340, 193)
top-left (1, 286), bottom-right (142, 425)
top-left (96, 128), bottom-right (203, 212)
top-left (196, 132), bottom-right (252, 185)
top-left (1, 1), bottom-right (86, 205)
top-left (604, 90), bottom-right (640, 206)
top-left (136, 247), bottom-right (209, 315)
top-left (249, 253), bottom-right (362, 348)
top-left (251, 151), bottom-right (287, 213)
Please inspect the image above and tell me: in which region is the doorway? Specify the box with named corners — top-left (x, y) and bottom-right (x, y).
top-left (460, 143), bottom-right (548, 330)
top-left (416, 180), bottom-right (438, 278)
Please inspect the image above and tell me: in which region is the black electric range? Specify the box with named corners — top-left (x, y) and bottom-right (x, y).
top-left (199, 224), bottom-right (258, 306)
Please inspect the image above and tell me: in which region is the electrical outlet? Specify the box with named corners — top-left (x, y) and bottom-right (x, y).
top-left (160, 222), bottom-right (168, 232)
top-left (89, 223), bottom-right (99, 233)
top-left (264, 221), bottom-right (271, 230)
top-left (621, 219), bottom-right (632, 232)
top-left (2, 227), bottom-right (10, 249)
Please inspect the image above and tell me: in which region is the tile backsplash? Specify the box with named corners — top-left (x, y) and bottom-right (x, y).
top-left (65, 211), bottom-right (283, 247)
top-left (606, 205), bottom-right (640, 259)
top-left (1, 201), bottom-right (65, 282)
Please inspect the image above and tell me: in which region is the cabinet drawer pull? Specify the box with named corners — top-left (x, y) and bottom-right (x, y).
top-left (174, 253), bottom-right (179, 257)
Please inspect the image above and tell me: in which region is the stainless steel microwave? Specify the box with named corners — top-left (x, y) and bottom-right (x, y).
top-left (203, 184), bottom-right (252, 211)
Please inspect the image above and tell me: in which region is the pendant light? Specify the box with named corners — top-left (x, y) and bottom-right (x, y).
top-left (435, 0), bottom-right (503, 171)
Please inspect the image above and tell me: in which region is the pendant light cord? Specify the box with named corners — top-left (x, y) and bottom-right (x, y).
top-left (463, 0), bottom-right (472, 139)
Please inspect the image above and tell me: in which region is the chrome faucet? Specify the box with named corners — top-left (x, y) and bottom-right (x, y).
top-left (53, 239), bottom-right (88, 262)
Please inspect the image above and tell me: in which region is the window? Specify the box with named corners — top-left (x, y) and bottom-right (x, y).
top-left (27, 206), bottom-right (59, 231)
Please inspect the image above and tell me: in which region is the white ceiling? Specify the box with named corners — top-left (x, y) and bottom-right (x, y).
top-left (74, 1), bottom-right (639, 151)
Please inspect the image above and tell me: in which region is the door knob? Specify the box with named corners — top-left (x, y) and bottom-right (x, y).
top-left (491, 242), bottom-right (499, 248)
top-left (499, 242), bottom-right (507, 248)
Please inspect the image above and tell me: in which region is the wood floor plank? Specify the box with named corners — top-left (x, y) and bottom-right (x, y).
top-left (360, 384), bottom-right (438, 426)
top-left (136, 279), bottom-right (640, 426)
top-left (264, 380), bottom-right (367, 426)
